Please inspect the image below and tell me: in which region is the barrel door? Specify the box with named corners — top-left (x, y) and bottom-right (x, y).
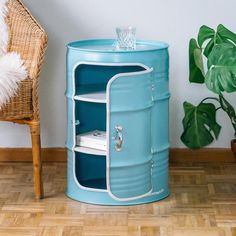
top-left (107, 67), bottom-right (154, 201)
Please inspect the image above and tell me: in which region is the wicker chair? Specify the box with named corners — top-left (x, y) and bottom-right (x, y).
top-left (0, 0), bottom-right (47, 199)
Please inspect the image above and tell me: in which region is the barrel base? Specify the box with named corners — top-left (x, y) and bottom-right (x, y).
top-left (66, 189), bottom-right (170, 206)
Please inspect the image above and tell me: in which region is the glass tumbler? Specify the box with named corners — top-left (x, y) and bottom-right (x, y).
top-left (116, 26), bottom-right (136, 50)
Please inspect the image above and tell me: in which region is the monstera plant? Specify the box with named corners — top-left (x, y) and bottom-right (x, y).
top-left (181, 24), bottom-right (236, 156)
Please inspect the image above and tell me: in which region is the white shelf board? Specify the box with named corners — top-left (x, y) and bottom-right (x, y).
top-left (74, 91), bottom-right (106, 103)
top-left (74, 146), bottom-right (106, 156)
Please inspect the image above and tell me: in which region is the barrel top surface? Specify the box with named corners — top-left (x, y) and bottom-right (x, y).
top-left (67, 39), bottom-right (168, 53)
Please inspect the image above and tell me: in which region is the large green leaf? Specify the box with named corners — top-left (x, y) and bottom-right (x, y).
top-left (205, 44), bottom-right (236, 94)
top-left (219, 95), bottom-right (236, 132)
top-left (197, 25), bottom-right (215, 57)
top-left (194, 48), bottom-right (205, 75)
top-left (215, 33), bottom-right (235, 48)
top-left (181, 102), bottom-right (221, 149)
top-left (197, 25), bottom-right (215, 47)
top-left (197, 24), bottom-right (236, 57)
top-left (189, 39), bottom-right (205, 83)
top-left (217, 24), bottom-right (236, 45)
top-left (203, 38), bottom-right (214, 57)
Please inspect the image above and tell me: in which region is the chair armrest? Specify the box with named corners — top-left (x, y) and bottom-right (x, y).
top-left (7, 0), bottom-right (47, 119)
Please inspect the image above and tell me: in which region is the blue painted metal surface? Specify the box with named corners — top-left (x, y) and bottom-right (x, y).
top-left (107, 70), bottom-right (153, 200)
top-left (66, 39), bottom-right (169, 205)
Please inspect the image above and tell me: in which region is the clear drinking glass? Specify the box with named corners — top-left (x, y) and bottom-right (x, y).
top-left (116, 26), bottom-right (136, 50)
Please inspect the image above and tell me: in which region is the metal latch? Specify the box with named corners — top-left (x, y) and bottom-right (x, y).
top-left (114, 125), bottom-right (123, 151)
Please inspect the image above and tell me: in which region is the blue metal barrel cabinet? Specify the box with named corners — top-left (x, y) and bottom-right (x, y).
top-left (66, 39), bottom-right (169, 205)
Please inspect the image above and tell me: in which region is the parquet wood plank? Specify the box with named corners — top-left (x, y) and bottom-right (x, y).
top-left (0, 162), bottom-right (235, 235)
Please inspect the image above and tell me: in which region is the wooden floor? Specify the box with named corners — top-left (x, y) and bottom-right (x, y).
top-left (0, 162), bottom-right (235, 236)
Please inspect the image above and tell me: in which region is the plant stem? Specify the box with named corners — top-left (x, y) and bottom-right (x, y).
top-left (200, 97), bottom-right (220, 104)
top-left (200, 95), bottom-right (236, 137)
top-left (219, 94), bottom-right (236, 137)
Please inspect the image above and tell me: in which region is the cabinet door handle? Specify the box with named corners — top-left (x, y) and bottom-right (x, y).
top-left (115, 125), bottom-right (123, 151)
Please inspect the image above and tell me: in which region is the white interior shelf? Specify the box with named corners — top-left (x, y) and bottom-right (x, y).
top-left (74, 146), bottom-right (106, 156)
top-left (74, 91), bottom-right (106, 103)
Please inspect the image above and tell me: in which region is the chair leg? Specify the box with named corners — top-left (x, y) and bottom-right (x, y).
top-left (29, 121), bottom-right (43, 199)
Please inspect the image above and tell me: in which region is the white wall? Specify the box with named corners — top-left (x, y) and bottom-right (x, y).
top-left (0, 0), bottom-right (235, 148)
